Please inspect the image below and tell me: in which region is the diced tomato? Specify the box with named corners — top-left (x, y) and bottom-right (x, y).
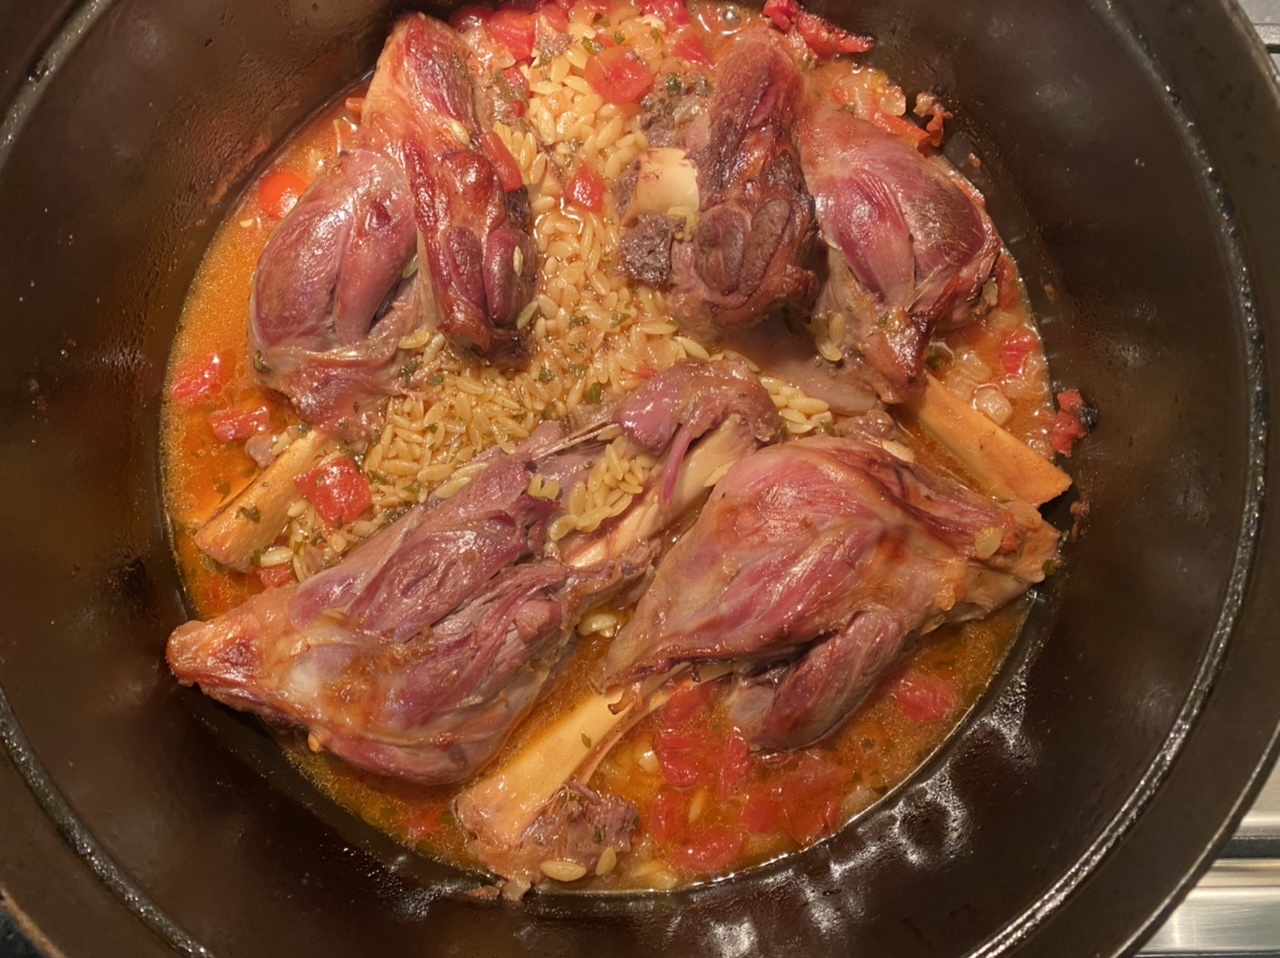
top-left (448, 4), bottom-right (492, 31)
top-left (566, 162), bottom-right (606, 211)
top-left (669, 28), bottom-right (710, 66)
top-left (649, 789), bottom-right (688, 843)
top-left (1000, 327), bottom-right (1039, 376)
top-left (294, 456), bottom-right (373, 527)
top-left (717, 730), bottom-right (750, 800)
top-left (642, 0), bottom-right (690, 26)
top-left (488, 7), bottom-right (537, 62)
top-left (256, 563), bottom-right (294, 589)
top-left (779, 753), bottom-right (849, 845)
top-left (762, 0), bottom-right (801, 30)
top-left (479, 132), bottom-right (523, 192)
top-left (869, 110), bottom-right (930, 148)
top-left (675, 825), bottom-right (743, 872)
top-left (536, 0), bottom-right (570, 33)
top-left (495, 65), bottom-right (530, 118)
top-left (661, 681), bottom-right (715, 729)
top-left (890, 669), bottom-right (957, 723)
top-left (584, 46), bottom-right (654, 105)
top-left (208, 404), bottom-right (269, 442)
top-left (739, 785), bottom-right (785, 834)
top-left (795, 11), bottom-right (873, 57)
top-left (170, 354), bottom-right (226, 406)
top-left (257, 170), bottom-right (309, 220)
top-left (1050, 388), bottom-right (1090, 457)
top-left (656, 727), bottom-right (720, 788)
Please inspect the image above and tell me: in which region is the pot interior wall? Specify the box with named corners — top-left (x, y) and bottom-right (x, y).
top-left (0, 0), bottom-right (1267, 955)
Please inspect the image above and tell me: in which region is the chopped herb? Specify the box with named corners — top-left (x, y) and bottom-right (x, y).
top-left (569, 312), bottom-right (590, 328)
top-left (664, 73), bottom-right (683, 97)
top-left (538, 365), bottom-right (555, 383)
top-left (581, 36), bottom-right (603, 54)
top-left (593, 826), bottom-right (604, 844)
top-left (1042, 557), bottom-right (1058, 576)
top-left (862, 736), bottom-right (876, 751)
top-left (924, 343), bottom-right (949, 372)
top-left (367, 471), bottom-right (389, 486)
top-left (573, 341), bottom-right (586, 353)
top-left (610, 310), bottom-right (630, 327)
top-left (400, 357), bottom-right (421, 381)
top-left (296, 421), bottom-right (311, 435)
top-left (405, 480), bottom-right (424, 498)
top-left (248, 547), bottom-right (264, 567)
top-left (426, 372), bottom-right (445, 388)
top-left (427, 423), bottom-right (438, 433)
top-left (214, 479), bottom-right (231, 497)
top-left (252, 350), bottom-right (269, 373)
top-left (581, 732), bottom-right (593, 749)
top-left (820, 420), bottom-right (838, 437)
top-left (597, 16), bottom-right (611, 26)
top-left (238, 505), bottom-right (261, 524)
top-left (440, 809), bottom-right (457, 828)
top-left (569, 363), bottom-right (588, 380)
top-left (584, 382), bottom-right (603, 404)
top-left (613, 30), bottom-right (626, 44)
top-left (535, 51), bottom-right (551, 67)
top-left (650, 26), bottom-right (662, 41)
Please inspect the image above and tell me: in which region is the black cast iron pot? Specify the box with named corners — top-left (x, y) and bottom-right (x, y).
top-left (2, 1), bottom-right (1280, 955)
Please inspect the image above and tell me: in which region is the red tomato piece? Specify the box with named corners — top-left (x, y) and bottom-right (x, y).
top-left (739, 785), bottom-right (784, 834)
top-left (890, 669), bottom-right (957, 723)
top-left (642, 0), bottom-right (690, 26)
top-left (675, 825), bottom-right (743, 872)
top-left (256, 564), bottom-right (294, 589)
top-left (170, 354), bottom-right (226, 406)
top-left (584, 46), bottom-right (654, 104)
top-left (656, 727), bottom-right (720, 788)
top-left (537, 0), bottom-right (570, 33)
top-left (566, 162), bottom-right (606, 211)
top-left (661, 681), bottom-right (715, 730)
top-left (295, 456), bottom-right (373, 527)
top-left (1000, 327), bottom-right (1039, 376)
top-left (257, 170), bottom-right (309, 220)
top-left (669, 28), bottom-right (711, 66)
top-left (1050, 389), bottom-right (1090, 456)
top-left (717, 730), bottom-right (750, 800)
top-left (795, 11), bottom-right (873, 57)
top-left (780, 754), bottom-right (849, 845)
top-left (448, 4), bottom-right (492, 31)
top-left (762, 0), bottom-right (801, 30)
top-left (488, 8), bottom-right (537, 62)
top-left (649, 789), bottom-right (688, 843)
top-left (208, 404), bottom-right (269, 442)
top-left (479, 132), bottom-right (523, 192)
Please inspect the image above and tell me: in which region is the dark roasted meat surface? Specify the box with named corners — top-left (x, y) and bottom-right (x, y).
top-left (798, 100), bottom-right (1001, 402)
top-left (616, 38), bottom-right (821, 335)
top-left (600, 434), bottom-right (1058, 751)
top-left (249, 14), bottom-right (535, 439)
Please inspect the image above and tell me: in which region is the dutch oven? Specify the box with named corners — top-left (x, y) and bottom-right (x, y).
top-left (2, 0), bottom-right (1280, 955)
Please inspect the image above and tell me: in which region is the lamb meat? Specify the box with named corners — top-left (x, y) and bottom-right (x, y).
top-left (615, 39), bottom-right (821, 336)
top-left (168, 360), bottom-right (780, 783)
top-left (797, 100), bottom-right (1001, 403)
top-left (599, 434), bottom-right (1058, 751)
top-left (250, 14), bottom-right (536, 440)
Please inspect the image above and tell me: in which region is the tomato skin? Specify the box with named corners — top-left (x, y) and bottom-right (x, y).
top-left (256, 564), bottom-right (294, 589)
top-left (295, 456), bottom-right (373, 527)
top-left (479, 131), bottom-right (524, 192)
top-left (795, 11), bottom-right (873, 57)
top-left (257, 170), bottom-right (309, 220)
top-left (656, 727), bottom-right (720, 788)
top-left (779, 754), bottom-right (849, 845)
top-left (739, 787), bottom-right (784, 834)
top-left (889, 669), bottom-right (957, 723)
top-left (536, 0), bottom-right (570, 33)
top-left (649, 789), bottom-right (688, 843)
top-left (869, 110), bottom-right (930, 147)
top-left (584, 46), bottom-right (654, 105)
top-left (717, 729), bottom-right (750, 800)
top-left (1050, 389), bottom-right (1090, 457)
top-left (488, 8), bottom-right (537, 62)
top-left (208, 404), bottom-right (269, 442)
top-left (449, 4), bottom-right (492, 31)
top-left (171, 355), bottom-right (226, 406)
top-left (762, 0), bottom-right (800, 29)
top-left (675, 825), bottom-right (743, 872)
top-left (642, 0), bottom-right (690, 26)
top-left (669, 28), bottom-right (710, 66)
top-left (1000, 327), bottom-right (1039, 376)
top-left (566, 162), bottom-right (606, 211)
